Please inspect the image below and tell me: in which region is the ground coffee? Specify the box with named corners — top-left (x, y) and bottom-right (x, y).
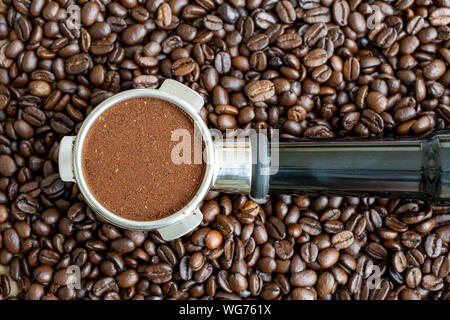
top-left (82, 97), bottom-right (205, 221)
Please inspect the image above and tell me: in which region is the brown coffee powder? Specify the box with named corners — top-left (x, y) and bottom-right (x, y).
top-left (82, 97), bottom-right (205, 221)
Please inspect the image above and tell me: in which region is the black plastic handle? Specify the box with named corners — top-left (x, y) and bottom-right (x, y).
top-left (252, 130), bottom-right (450, 204)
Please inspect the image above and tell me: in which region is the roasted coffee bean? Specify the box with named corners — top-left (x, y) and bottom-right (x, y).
top-left (431, 256), bottom-right (449, 278)
top-left (143, 263), bottom-right (172, 284)
top-left (189, 252), bottom-right (204, 272)
top-left (304, 48), bottom-right (328, 67)
top-left (366, 242), bottom-right (388, 260)
top-left (254, 11), bottom-right (277, 30)
top-left (291, 270), bottom-right (318, 287)
top-left (260, 283), bottom-right (281, 300)
top-left (300, 218), bottom-right (322, 236)
top-left (402, 231), bottom-right (422, 248)
top-left (40, 174), bottom-right (64, 198)
top-left (204, 15), bottom-right (223, 31)
top-left (242, 201), bottom-right (259, 217)
top-left (277, 34), bottom-right (303, 50)
top-left (376, 28), bottom-right (397, 48)
top-left (194, 262), bottom-right (213, 283)
top-left (405, 267), bottom-right (422, 289)
top-left (332, 0), bottom-right (350, 27)
top-left (217, 3), bottom-right (239, 24)
top-left (50, 112), bottom-right (74, 134)
top-left (116, 270), bottom-right (139, 288)
top-left (366, 92), bottom-right (388, 113)
top-left (304, 7), bottom-right (331, 24)
top-left (421, 274), bottom-right (444, 291)
top-left (122, 24), bottom-right (147, 46)
top-left (429, 8), bottom-right (450, 27)
top-left (133, 75), bottom-right (159, 89)
top-left (317, 271), bottom-right (335, 298)
top-left (424, 235), bottom-right (442, 258)
top-left (1, 274), bottom-right (11, 296)
top-left (23, 107), bottom-right (46, 126)
top-left (267, 216), bottom-right (286, 240)
top-left (303, 23), bottom-right (328, 47)
top-left (215, 52), bottom-right (231, 75)
top-left (331, 231), bottom-right (354, 249)
top-left (156, 3), bottom-right (172, 28)
top-left (318, 248), bottom-right (340, 268)
top-left (257, 256), bottom-right (277, 274)
top-left (65, 54), bottom-right (92, 75)
top-left (216, 215), bottom-right (234, 237)
top-left (157, 244), bottom-right (177, 266)
top-left (4, 228), bottom-right (20, 254)
top-left (111, 238), bottom-right (136, 254)
top-left (217, 270), bottom-right (232, 293)
top-left (392, 251), bottom-right (408, 273)
top-left (423, 59), bottom-right (446, 80)
top-left (274, 240), bottom-right (294, 260)
top-left (229, 273), bottom-right (248, 292)
top-left (301, 243), bottom-right (318, 263)
top-left (343, 57), bottom-right (360, 81)
top-left (205, 230), bottom-right (222, 250)
top-left (179, 256), bottom-right (193, 281)
top-left (292, 287), bottom-right (316, 300)
top-left (0, 155), bottom-right (17, 177)
top-left (247, 34), bottom-right (269, 51)
top-left (244, 80), bottom-right (275, 103)
top-left (276, 1), bottom-right (296, 24)
top-left (172, 57), bottom-right (195, 76)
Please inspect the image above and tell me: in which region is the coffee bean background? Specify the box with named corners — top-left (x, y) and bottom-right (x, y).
top-left (0, 0), bottom-right (449, 300)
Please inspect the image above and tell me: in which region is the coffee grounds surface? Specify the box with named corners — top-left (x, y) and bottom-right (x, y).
top-left (82, 97), bottom-right (205, 221)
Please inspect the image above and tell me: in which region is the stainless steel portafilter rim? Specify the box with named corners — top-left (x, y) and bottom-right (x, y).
top-left (72, 88), bottom-right (215, 231)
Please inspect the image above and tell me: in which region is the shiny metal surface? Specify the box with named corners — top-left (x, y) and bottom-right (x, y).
top-left (212, 138), bottom-right (253, 194)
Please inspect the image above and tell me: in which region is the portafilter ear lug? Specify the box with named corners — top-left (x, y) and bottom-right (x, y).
top-left (157, 207), bottom-right (203, 241)
top-left (58, 136), bottom-right (76, 182)
top-left (160, 79), bottom-right (204, 113)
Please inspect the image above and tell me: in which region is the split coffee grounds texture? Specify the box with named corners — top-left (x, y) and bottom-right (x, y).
top-left (82, 97), bottom-right (206, 221)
